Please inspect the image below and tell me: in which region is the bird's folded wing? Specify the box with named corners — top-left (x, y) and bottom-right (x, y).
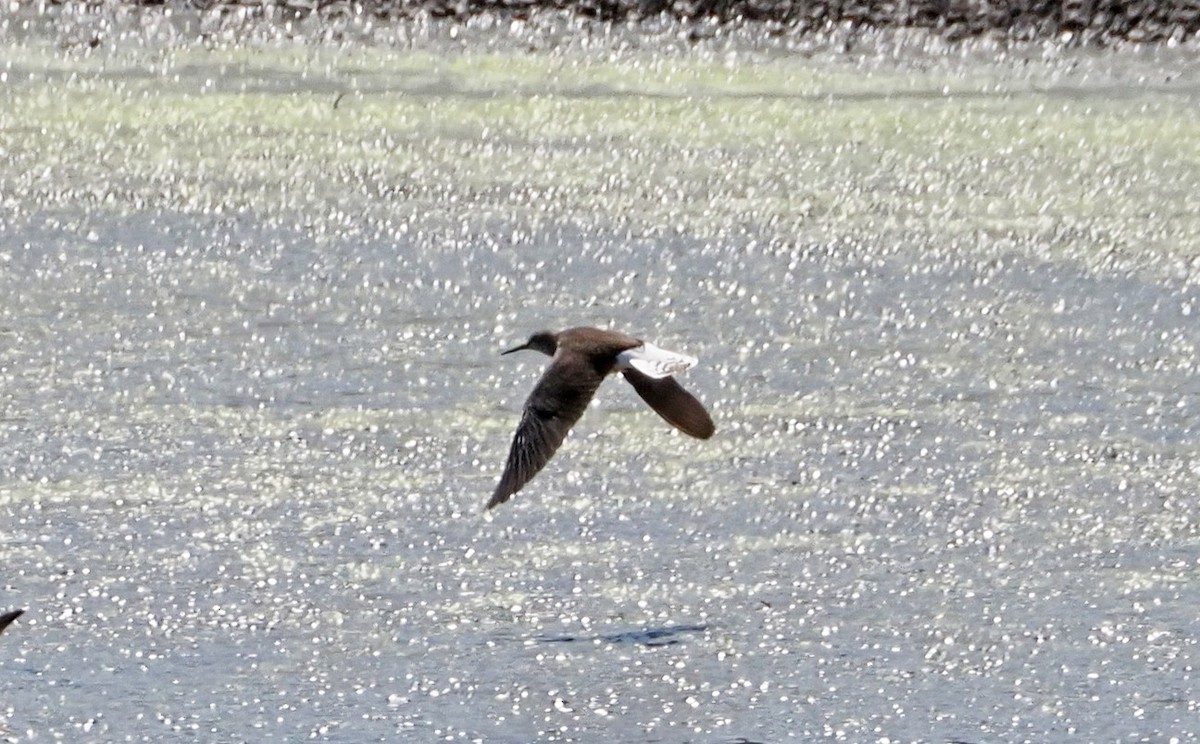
top-left (621, 369), bottom-right (715, 440)
top-left (487, 357), bottom-right (605, 510)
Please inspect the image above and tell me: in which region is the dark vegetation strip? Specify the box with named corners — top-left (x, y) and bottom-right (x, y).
top-left (32, 0), bottom-right (1200, 43)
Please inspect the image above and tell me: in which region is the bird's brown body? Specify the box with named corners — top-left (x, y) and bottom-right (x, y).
top-left (488, 327), bottom-right (714, 510)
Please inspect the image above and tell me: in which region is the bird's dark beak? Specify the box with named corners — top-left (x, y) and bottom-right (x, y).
top-left (501, 342), bottom-right (530, 355)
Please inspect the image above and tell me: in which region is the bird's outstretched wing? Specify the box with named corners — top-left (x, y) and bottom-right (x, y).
top-left (487, 356), bottom-right (606, 510)
top-left (0, 609), bottom-right (24, 636)
top-left (621, 369), bottom-right (715, 440)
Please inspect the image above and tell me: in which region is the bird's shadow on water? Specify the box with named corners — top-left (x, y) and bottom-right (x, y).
top-left (537, 623), bottom-right (707, 648)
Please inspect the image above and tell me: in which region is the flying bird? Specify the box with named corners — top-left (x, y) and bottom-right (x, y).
top-left (487, 327), bottom-right (714, 510)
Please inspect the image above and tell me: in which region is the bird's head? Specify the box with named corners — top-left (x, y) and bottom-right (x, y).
top-left (502, 330), bottom-right (558, 357)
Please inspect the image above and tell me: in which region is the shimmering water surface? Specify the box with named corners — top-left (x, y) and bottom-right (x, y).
top-left (2, 28), bottom-right (1200, 743)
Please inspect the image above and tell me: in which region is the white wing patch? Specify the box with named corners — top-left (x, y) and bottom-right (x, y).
top-left (616, 342), bottom-right (698, 379)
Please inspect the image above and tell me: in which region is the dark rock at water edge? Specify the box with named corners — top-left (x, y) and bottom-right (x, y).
top-left (20, 0), bottom-right (1200, 43)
